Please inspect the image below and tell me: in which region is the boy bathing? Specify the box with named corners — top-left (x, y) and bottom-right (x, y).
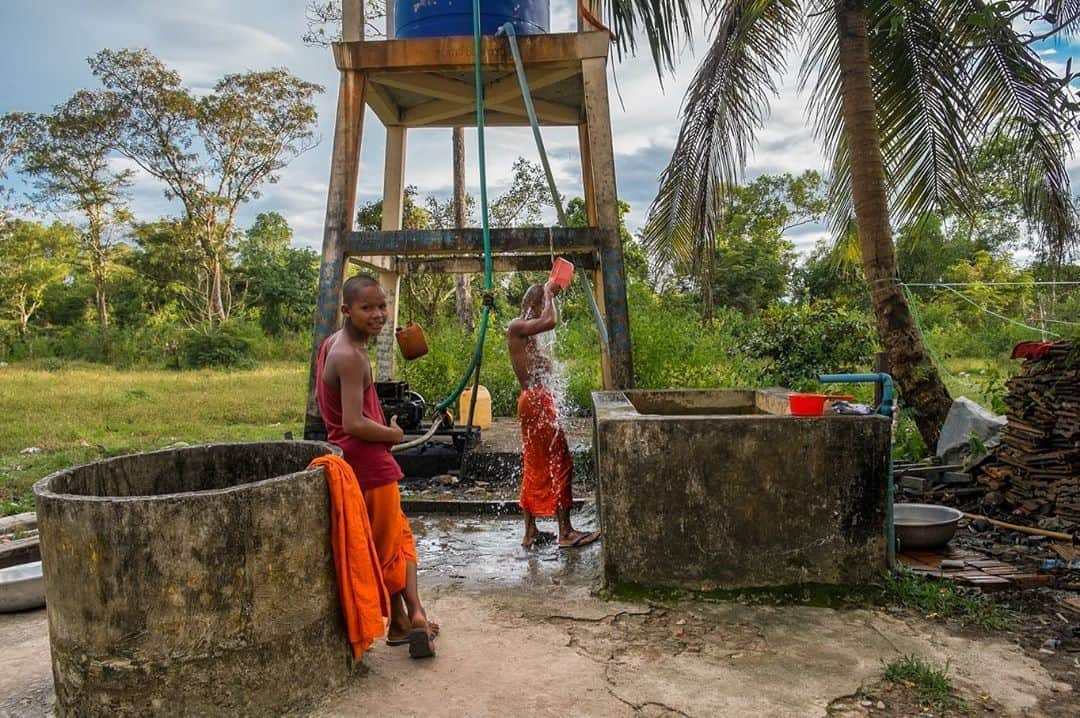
top-left (508, 281), bottom-right (601, 550)
top-left (315, 274), bottom-right (438, 658)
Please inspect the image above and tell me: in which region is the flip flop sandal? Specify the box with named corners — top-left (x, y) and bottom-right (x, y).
top-left (386, 636), bottom-right (411, 647)
top-left (559, 531), bottom-right (601, 550)
top-left (408, 627), bottom-right (436, 659)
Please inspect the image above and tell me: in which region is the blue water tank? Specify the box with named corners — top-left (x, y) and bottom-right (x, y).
top-left (394, 0), bottom-right (549, 38)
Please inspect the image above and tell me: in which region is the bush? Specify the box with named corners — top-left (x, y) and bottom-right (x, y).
top-left (743, 301), bottom-right (876, 390)
top-left (629, 286), bottom-right (762, 390)
top-left (179, 322), bottom-right (259, 369)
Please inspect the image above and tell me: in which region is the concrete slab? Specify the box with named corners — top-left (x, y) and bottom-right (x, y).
top-left (1, 513), bottom-right (1068, 718)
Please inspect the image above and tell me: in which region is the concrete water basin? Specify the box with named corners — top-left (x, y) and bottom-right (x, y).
top-left (33, 441), bottom-right (353, 718)
top-left (592, 389), bottom-right (891, 591)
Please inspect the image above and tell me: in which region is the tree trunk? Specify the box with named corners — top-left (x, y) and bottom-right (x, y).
top-left (209, 253), bottom-right (226, 324)
top-left (452, 126), bottom-right (474, 333)
top-left (835, 0), bottom-right (952, 447)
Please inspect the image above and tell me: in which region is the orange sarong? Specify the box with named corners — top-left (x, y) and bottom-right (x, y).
top-left (312, 454), bottom-right (390, 660)
top-left (518, 387), bottom-right (573, 517)
top-left (361, 481), bottom-right (417, 596)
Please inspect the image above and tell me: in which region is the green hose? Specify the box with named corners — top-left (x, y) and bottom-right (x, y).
top-left (433, 0), bottom-right (494, 414)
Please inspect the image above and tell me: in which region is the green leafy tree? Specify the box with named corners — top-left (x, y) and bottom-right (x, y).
top-left (123, 220), bottom-right (205, 318)
top-left (489, 157), bottom-right (555, 228)
top-left (621, 0), bottom-right (1079, 446)
top-left (565, 196), bottom-right (649, 284)
top-left (355, 185), bottom-right (431, 231)
top-left (14, 90), bottom-right (132, 336)
top-left (678, 172), bottom-right (823, 315)
top-left (0, 115), bottom-right (30, 226)
top-left (0, 221), bottom-right (76, 336)
top-left (234, 212), bottom-right (318, 335)
top-left (89, 48), bottom-right (322, 324)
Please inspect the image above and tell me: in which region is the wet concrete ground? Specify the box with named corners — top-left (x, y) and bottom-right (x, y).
top-left (3, 506), bottom-right (1076, 717)
top-left (411, 504), bottom-right (600, 591)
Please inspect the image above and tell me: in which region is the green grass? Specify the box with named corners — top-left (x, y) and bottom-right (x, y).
top-left (0, 361), bottom-right (308, 515)
top-left (883, 655), bottom-right (963, 713)
top-left (880, 572), bottom-right (1012, 630)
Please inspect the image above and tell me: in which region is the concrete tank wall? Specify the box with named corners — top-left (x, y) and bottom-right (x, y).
top-left (33, 441), bottom-right (354, 717)
top-left (593, 390), bottom-right (890, 591)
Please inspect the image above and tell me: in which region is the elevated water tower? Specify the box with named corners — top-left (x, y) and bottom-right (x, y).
top-left (305, 0), bottom-right (632, 439)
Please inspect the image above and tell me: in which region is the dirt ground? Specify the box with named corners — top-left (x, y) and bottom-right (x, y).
top-left (2, 512), bottom-right (1077, 717)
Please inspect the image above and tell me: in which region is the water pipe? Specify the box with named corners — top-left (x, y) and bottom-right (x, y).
top-left (391, 415), bottom-right (444, 453)
top-left (432, 0), bottom-right (495, 415)
top-left (496, 22), bottom-right (610, 352)
top-left (818, 372), bottom-right (897, 571)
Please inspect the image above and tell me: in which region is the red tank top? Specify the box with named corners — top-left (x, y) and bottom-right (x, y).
top-left (315, 335), bottom-right (404, 490)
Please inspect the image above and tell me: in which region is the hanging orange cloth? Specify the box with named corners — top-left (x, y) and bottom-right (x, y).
top-left (310, 454), bottom-right (390, 660)
top-left (518, 387), bottom-right (574, 517)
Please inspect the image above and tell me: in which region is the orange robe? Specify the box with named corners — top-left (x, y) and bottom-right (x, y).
top-left (518, 387), bottom-right (574, 517)
top-left (311, 454), bottom-right (390, 660)
top-left (361, 481), bottom-right (417, 596)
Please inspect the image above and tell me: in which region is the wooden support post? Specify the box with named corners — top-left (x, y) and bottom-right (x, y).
top-left (375, 126), bottom-right (407, 381)
top-left (581, 57), bottom-right (633, 389)
top-left (305, 69), bottom-right (367, 439)
top-left (578, 122), bottom-right (613, 388)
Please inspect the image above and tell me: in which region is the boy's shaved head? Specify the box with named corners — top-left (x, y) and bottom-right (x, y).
top-left (343, 274), bottom-right (380, 305)
top-left (521, 283), bottom-right (545, 316)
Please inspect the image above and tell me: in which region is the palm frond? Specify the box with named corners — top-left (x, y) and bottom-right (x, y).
top-left (952, 0), bottom-right (1079, 260)
top-left (642, 0), bottom-right (801, 280)
top-left (1037, 0), bottom-right (1080, 37)
top-left (870, 0), bottom-right (975, 228)
top-left (802, 0), bottom-right (976, 238)
top-left (799, 0), bottom-right (853, 237)
top-left (605, 0), bottom-right (700, 75)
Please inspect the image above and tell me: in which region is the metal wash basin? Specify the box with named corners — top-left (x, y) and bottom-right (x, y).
top-left (893, 503), bottom-right (963, 550)
top-left (0, 560), bottom-right (45, 612)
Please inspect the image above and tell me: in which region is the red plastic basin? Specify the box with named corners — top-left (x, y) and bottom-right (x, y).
top-left (788, 393), bottom-right (854, 416)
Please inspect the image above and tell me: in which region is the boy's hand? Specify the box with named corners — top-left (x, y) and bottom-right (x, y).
top-left (388, 415), bottom-right (405, 444)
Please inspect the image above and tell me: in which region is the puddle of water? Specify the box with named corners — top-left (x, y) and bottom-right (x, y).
top-left (411, 504), bottom-right (600, 591)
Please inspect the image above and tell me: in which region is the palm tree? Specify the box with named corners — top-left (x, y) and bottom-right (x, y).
top-left (604, 0), bottom-right (1078, 445)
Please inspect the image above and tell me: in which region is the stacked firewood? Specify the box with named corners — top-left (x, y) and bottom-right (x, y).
top-left (977, 341), bottom-right (1080, 527)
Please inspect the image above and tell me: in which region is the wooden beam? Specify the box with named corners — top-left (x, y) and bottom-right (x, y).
top-left (374, 126), bottom-right (407, 381)
top-left (399, 253), bottom-right (597, 274)
top-left (424, 109), bottom-right (576, 128)
top-left (306, 70), bottom-right (366, 438)
top-left (386, 67), bottom-right (582, 126)
top-left (344, 227), bottom-right (607, 257)
top-left (377, 72), bottom-right (473, 102)
top-left (365, 80), bottom-right (400, 125)
top-left (405, 95), bottom-right (579, 127)
top-left (334, 32), bottom-right (611, 72)
top-left (342, 0), bottom-right (363, 42)
top-left (582, 57), bottom-right (633, 390)
top-left (385, 64), bottom-right (579, 126)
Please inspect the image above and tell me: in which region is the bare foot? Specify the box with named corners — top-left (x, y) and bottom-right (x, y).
top-left (408, 606), bottom-right (438, 659)
top-left (522, 529), bottom-right (556, 549)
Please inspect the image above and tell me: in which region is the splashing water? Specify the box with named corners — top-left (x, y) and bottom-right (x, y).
top-left (538, 301), bottom-right (578, 434)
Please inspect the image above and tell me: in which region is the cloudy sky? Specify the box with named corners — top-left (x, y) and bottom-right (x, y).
top-left (1, 1), bottom-right (1075, 256)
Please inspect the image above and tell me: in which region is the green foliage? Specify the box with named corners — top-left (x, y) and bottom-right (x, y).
top-left (879, 572), bottom-right (1011, 630)
top-left (179, 321), bottom-right (259, 369)
top-left (89, 48), bottom-right (323, 322)
top-left (234, 213), bottom-right (318, 336)
top-left (743, 301), bottom-right (876, 390)
top-left (630, 284), bottom-right (762, 389)
top-left (0, 220), bottom-right (77, 335)
top-left (892, 411), bottom-right (928, 462)
top-left (882, 655), bottom-right (960, 712)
